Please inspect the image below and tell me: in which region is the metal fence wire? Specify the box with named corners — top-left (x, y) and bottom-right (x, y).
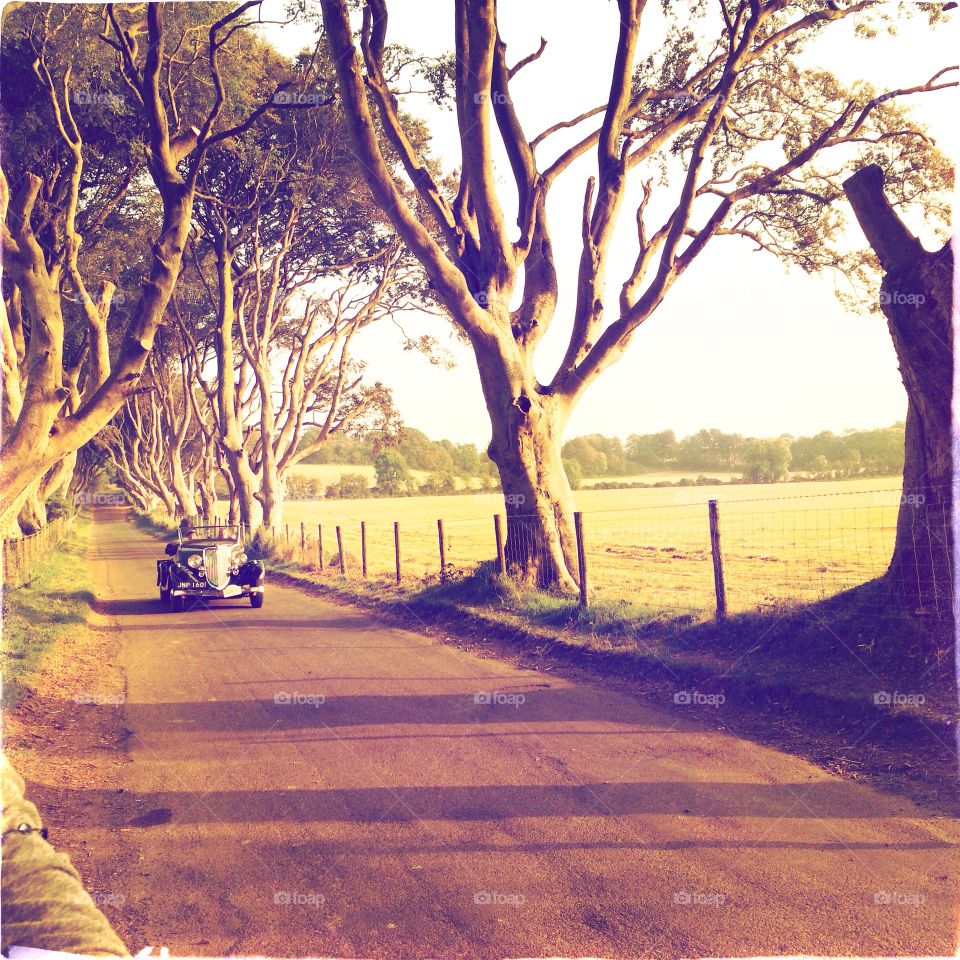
top-left (169, 485), bottom-right (954, 620)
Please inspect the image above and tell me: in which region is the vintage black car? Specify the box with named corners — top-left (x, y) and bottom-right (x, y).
top-left (157, 524), bottom-right (265, 612)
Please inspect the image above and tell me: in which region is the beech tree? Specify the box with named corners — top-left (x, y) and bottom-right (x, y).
top-left (180, 91), bottom-right (432, 529)
top-left (0, 2), bottom-right (316, 531)
top-left (319, 0), bottom-right (953, 589)
top-left (103, 330), bottom-right (212, 517)
top-left (844, 164), bottom-right (952, 615)
top-left (180, 238), bottom-right (411, 529)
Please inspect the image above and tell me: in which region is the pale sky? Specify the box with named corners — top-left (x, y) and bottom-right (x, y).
top-left (260, 2), bottom-right (957, 446)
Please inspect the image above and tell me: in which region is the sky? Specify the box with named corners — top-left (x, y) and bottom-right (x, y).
top-left (259, 1), bottom-right (957, 447)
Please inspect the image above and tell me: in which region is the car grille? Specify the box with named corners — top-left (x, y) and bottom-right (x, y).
top-left (203, 547), bottom-right (230, 590)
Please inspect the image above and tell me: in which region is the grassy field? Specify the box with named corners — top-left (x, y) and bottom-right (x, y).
top-left (288, 463), bottom-right (740, 490)
top-left (265, 476), bottom-right (905, 616)
top-left (290, 463), bottom-right (485, 489)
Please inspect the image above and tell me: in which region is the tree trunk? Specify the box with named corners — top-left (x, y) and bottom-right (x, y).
top-left (168, 448), bottom-right (195, 519)
top-left (844, 165), bottom-right (953, 616)
top-left (259, 458), bottom-right (285, 529)
top-left (0, 177), bottom-right (192, 524)
top-left (213, 242), bottom-right (262, 531)
top-left (197, 478), bottom-right (215, 521)
top-left (16, 480), bottom-right (46, 535)
top-left (223, 450), bottom-right (262, 530)
top-left (476, 334), bottom-right (579, 593)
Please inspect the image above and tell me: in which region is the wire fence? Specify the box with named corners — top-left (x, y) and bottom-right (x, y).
top-left (1, 516), bottom-right (75, 589)
top-left (165, 485), bottom-right (953, 621)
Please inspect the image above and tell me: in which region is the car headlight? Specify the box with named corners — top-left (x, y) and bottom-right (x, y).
top-left (233, 551), bottom-right (248, 564)
top-left (187, 554), bottom-right (203, 569)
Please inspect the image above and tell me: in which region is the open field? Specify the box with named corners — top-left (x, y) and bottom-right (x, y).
top-left (269, 477), bottom-right (909, 616)
top-left (288, 464), bottom-right (743, 490)
top-left (290, 463), bottom-right (487, 490)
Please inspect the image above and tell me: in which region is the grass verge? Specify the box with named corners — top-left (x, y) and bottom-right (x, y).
top-left (1, 516), bottom-right (93, 708)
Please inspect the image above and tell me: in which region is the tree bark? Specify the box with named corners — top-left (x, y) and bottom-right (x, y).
top-left (844, 165), bottom-right (953, 615)
top-left (259, 463), bottom-right (285, 529)
top-left (213, 243), bottom-right (262, 530)
top-left (16, 481), bottom-right (46, 535)
top-left (475, 331), bottom-right (579, 592)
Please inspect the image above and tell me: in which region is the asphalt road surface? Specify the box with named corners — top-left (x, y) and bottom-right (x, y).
top-left (43, 509), bottom-right (960, 957)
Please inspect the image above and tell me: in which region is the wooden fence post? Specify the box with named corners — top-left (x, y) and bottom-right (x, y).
top-left (574, 511), bottom-right (588, 608)
top-left (708, 499), bottom-right (727, 621)
top-left (494, 514), bottom-right (506, 576)
top-left (361, 521), bottom-right (368, 578)
top-left (300, 522), bottom-right (306, 559)
top-left (336, 525), bottom-right (346, 577)
top-left (394, 521), bottom-right (401, 583)
top-left (437, 518), bottom-right (446, 581)
top-left (317, 524), bottom-right (324, 571)
top-left (285, 523), bottom-right (290, 545)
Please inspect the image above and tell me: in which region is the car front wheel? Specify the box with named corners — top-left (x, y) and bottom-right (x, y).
top-left (170, 595), bottom-right (185, 613)
top-left (250, 593), bottom-right (264, 609)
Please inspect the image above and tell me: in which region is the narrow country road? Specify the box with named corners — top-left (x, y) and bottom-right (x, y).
top-left (38, 508), bottom-right (958, 958)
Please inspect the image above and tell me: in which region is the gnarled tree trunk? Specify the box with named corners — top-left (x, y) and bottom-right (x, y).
top-left (844, 165), bottom-right (953, 616)
top-left (475, 332), bottom-right (579, 592)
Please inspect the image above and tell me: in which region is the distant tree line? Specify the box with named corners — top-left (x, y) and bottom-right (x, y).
top-left (300, 428), bottom-right (499, 476)
top-left (562, 424), bottom-right (905, 483)
top-left (295, 423), bottom-right (905, 498)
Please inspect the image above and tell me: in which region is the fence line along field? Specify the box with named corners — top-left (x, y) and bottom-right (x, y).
top-left (265, 476), bottom-right (909, 617)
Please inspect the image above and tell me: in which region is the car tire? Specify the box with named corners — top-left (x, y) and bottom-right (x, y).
top-left (250, 593), bottom-right (264, 609)
top-left (170, 595), bottom-right (185, 613)
top-left (159, 586), bottom-right (170, 602)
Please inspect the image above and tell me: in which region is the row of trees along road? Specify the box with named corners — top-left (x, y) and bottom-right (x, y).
top-left (320, 0), bottom-right (952, 591)
top-left (1, 2), bottom-right (953, 606)
top-left (0, 2), bottom-right (439, 533)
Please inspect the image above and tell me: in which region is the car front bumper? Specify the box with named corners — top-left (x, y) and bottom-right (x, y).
top-left (170, 583), bottom-right (264, 599)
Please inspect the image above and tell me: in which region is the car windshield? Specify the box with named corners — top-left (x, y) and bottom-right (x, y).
top-left (179, 524), bottom-right (240, 545)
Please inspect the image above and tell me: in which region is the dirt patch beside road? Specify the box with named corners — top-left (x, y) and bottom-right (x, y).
top-left (2, 519), bottom-right (141, 950)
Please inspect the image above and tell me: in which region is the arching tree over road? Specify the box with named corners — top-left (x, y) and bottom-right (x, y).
top-left (320, 0), bottom-right (953, 590)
